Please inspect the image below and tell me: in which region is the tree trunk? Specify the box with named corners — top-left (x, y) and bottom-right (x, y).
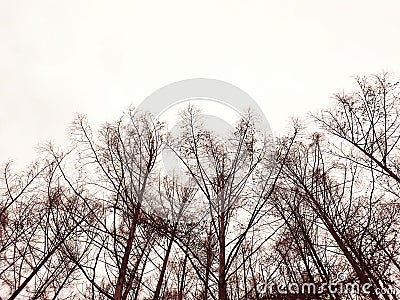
top-left (153, 233), bottom-right (175, 300)
top-left (218, 210), bottom-right (227, 300)
top-left (113, 203), bottom-right (141, 300)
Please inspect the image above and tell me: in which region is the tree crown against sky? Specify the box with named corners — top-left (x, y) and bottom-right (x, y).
top-left (2, 1), bottom-right (400, 169)
top-left (1, 73), bottom-right (400, 299)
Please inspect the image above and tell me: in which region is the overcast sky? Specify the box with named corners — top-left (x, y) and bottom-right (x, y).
top-left (1, 1), bottom-right (400, 169)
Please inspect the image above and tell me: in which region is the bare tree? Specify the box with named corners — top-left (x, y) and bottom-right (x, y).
top-left (3, 73), bottom-right (400, 300)
top-left (167, 106), bottom-right (283, 300)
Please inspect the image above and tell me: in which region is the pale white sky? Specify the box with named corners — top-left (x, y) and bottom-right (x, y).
top-left (1, 0), bottom-right (400, 168)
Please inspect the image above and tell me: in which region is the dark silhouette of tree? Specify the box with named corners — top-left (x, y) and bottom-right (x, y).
top-left (1, 73), bottom-right (400, 300)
